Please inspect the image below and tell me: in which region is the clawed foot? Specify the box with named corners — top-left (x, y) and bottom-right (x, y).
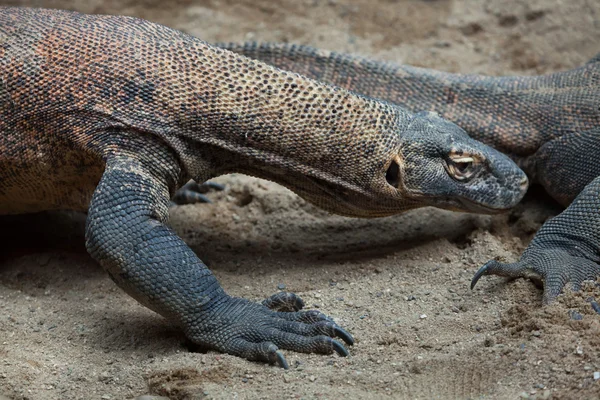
top-left (171, 180), bottom-right (225, 206)
top-left (472, 248), bottom-right (600, 304)
top-left (189, 293), bottom-right (353, 369)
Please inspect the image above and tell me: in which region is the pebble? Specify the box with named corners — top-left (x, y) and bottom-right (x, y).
top-left (531, 330), bottom-right (541, 337)
top-left (594, 371), bottom-right (600, 380)
top-left (309, 375), bottom-right (316, 382)
top-left (406, 295), bottom-right (416, 301)
top-left (419, 314), bottom-right (427, 319)
top-left (568, 310), bottom-right (583, 320)
top-left (277, 283), bottom-right (286, 290)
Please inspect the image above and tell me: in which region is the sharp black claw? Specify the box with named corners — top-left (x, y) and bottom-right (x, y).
top-left (275, 350), bottom-right (289, 369)
top-left (471, 261), bottom-right (492, 289)
top-left (196, 193), bottom-right (212, 203)
top-left (204, 182), bottom-right (226, 191)
top-left (334, 326), bottom-right (354, 346)
top-left (332, 340), bottom-right (349, 357)
top-left (588, 299), bottom-right (600, 315)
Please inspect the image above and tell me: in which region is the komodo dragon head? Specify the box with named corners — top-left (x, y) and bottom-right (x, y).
top-left (258, 110), bottom-right (528, 218)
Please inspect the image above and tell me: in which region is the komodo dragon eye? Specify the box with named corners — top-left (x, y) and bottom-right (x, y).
top-left (446, 154), bottom-right (479, 181)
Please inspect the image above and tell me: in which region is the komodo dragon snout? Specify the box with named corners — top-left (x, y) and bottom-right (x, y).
top-left (394, 111), bottom-right (528, 214)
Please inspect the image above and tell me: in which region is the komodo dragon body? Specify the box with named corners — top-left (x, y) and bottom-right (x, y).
top-left (218, 42), bottom-right (600, 303)
top-left (0, 8), bottom-right (527, 367)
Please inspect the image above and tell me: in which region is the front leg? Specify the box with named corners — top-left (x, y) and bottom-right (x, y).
top-left (472, 176), bottom-right (600, 304)
top-left (86, 154), bottom-right (352, 368)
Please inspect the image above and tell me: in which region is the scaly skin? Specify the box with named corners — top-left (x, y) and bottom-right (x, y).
top-left (0, 8), bottom-right (526, 367)
top-left (218, 42), bottom-right (600, 303)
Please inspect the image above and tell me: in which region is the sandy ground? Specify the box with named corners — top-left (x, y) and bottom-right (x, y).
top-left (1, 0), bottom-right (600, 399)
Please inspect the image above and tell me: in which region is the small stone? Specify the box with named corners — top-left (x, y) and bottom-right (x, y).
top-left (232, 214), bottom-right (240, 221)
top-left (314, 293), bottom-right (322, 299)
top-left (518, 392), bottom-right (530, 399)
top-left (98, 372), bottom-right (112, 383)
top-left (277, 283), bottom-right (286, 290)
top-left (406, 295), bottom-right (416, 301)
top-left (451, 306), bottom-right (460, 313)
top-left (242, 378), bottom-right (248, 383)
top-left (309, 375), bottom-right (316, 382)
top-left (568, 310), bottom-right (583, 320)
top-left (594, 371), bottom-right (600, 380)
top-left (101, 395), bottom-right (111, 400)
top-left (419, 314), bottom-right (427, 319)
top-left (531, 330), bottom-right (541, 337)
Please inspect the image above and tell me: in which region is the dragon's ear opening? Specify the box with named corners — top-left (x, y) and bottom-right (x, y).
top-left (386, 158), bottom-right (400, 188)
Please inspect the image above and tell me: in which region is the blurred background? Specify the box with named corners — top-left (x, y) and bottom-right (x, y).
top-left (3, 0), bottom-right (599, 75)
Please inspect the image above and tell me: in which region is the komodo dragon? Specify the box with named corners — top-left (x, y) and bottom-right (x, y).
top-left (215, 42), bottom-right (600, 304)
top-left (0, 8), bottom-right (527, 367)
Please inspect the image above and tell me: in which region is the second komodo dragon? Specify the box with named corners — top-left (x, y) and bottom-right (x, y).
top-left (0, 8), bottom-right (527, 367)
top-left (218, 42), bottom-right (600, 305)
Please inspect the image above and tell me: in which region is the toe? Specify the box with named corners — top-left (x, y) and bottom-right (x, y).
top-left (262, 292), bottom-right (305, 312)
top-left (227, 339), bottom-right (285, 367)
top-left (271, 318), bottom-right (354, 345)
top-left (172, 189), bottom-right (211, 205)
top-left (267, 330), bottom-right (349, 356)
